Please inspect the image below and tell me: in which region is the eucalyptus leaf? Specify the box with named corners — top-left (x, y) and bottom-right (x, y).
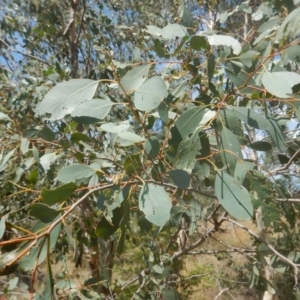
top-left (38, 79), bottom-right (99, 120)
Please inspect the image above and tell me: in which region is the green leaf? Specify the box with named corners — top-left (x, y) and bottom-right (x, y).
top-left (20, 138), bottom-right (30, 154)
top-left (41, 183), bottom-right (76, 205)
top-left (169, 107), bottom-right (206, 147)
top-left (220, 127), bottom-right (243, 175)
top-left (261, 71), bottom-right (300, 98)
top-left (145, 136), bottom-right (160, 159)
top-left (70, 132), bottom-right (91, 144)
top-left (116, 131), bottom-right (145, 146)
top-left (258, 16), bottom-right (281, 33)
top-left (0, 149), bottom-right (15, 172)
top-left (190, 36), bottom-right (209, 51)
top-left (124, 153), bottom-right (142, 176)
top-left (134, 76), bottom-right (167, 111)
top-left (215, 171), bottom-right (253, 220)
top-left (234, 160), bottom-right (255, 185)
top-left (145, 24), bottom-right (187, 40)
top-left (0, 217), bottom-right (5, 240)
top-left (40, 126), bottom-right (56, 141)
top-left (120, 65), bottom-right (150, 94)
top-left (169, 170), bottom-right (191, 189)
top-left (178, 3), bottom-right (195, 27)
top-left (206, 35), bottom-right (241, 55)
top-left (162, 288), bottom-right (181, 300)
top-left (40, 152), bottom-right (57, 173)
top-left (95, 206), bottom-right (123, 239)
top-left (29, 203), bottom-right (61, 223)
top-left (233, 107), bottom-right (285, 151)
top-left (57, 164), bottom-right (97, 183)
top-left (173, 129), bottom-right (201, 169)
top-left (207, 54), bottom-right (215, 81)
top-left (249, 141), bottom-right (272, 151)
top-left (161, 24), bottom-right (187, 39)
top-left (275, 7), bottom-right (300, 41)
top-left (19, 221), bottom-right (61, 271)
top-left (71, 99), bottom-right (114, 119)
top-left (139, 184), bottom-right (171, 226)
top-left (0, 112), bottom-right (11, 121)
top-left (38, 79), bottom-right (98, 120)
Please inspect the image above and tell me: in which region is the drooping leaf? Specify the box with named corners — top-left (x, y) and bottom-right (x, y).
top-left (0, 149), bottom-right (15, 172)
top-left (19, 221), bottom-right (61, 271)
top-left (95, 206), bottom-right (123, 239)
top-left (29, 203), bottom-right (61, 223)
top-left (134, 76), bottom-right (167, 111)
top-left (169, 169), bottom-right (191, 189)
top-left (215, 171), bottom-right (253, 220)
top-left (139, 184), bottom-right (171, 226)
top-left (41, 183), bottom-right (76, 205)
top-left (20, 138), bottom-right (30, 154)
top-left (123, 153), bottom-right (142, 176)
top-left (234, 160), bottom-right (255, 185)
top-left (0, 217), bottom-right (5, 240)
top-left (169, 106), bottom-right (206, 147)
top-left (220, 127), bottom-right (243, 175)
top-left (173, 129), bottom-right (201, 169)
top-left (145, 136), bottom-right (160, 159)
top-left (233, 107), bottom-right (285, 151)
top-left (57, 164), bottom-right (97, 183)
top-left (38, 79), bottom-right (99, 120)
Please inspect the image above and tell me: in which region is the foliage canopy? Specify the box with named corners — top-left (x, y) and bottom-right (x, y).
top-left (1, 0), bottom-right (300, 299)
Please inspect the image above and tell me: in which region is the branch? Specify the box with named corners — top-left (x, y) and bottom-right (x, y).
top-left (274, 198), bottom-right (300, 203)
top-left (225, 217), bottom-right (300, 288)
top-left (0, 38), bottom-right (50, 66)
top-left (267, 148), bottom-right (300, 177)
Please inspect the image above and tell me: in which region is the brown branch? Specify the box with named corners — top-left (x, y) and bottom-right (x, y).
top-left (0, 38), bottom-right (50, 66)
top-left (267, 148), bottom-right (300, 177)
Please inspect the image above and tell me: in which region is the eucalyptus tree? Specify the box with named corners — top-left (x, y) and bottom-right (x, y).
top-left (1, 0), bottom-right (300, 299)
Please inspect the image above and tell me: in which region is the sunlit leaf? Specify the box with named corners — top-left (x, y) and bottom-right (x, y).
top-left (38, 79), bottom-right (99, 120)
top-left (134, 76), bottom-right (167, 111)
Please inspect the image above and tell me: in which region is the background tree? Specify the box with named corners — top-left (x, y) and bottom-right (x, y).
top-left (1, 0), bottom-right (300, 299)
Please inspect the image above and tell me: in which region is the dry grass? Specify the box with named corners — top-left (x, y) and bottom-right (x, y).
top-left (1, 220), bottom-right (265, 299)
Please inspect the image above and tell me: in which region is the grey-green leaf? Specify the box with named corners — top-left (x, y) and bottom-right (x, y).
top-left (134, 76), bottom-right (167, 111)
top-left (120, 65), bottom-right (150, 94)
top-left (57, 164), bottom-right (97, 183)
top-left (169, 170), bottom-right (191, 189)
top-left (206, 35), bottom-right (242, 55)
top-left (145, 136), bottom-right (160, 159)
top-left (220, 127), bottom-right (243, 175)
top-left (261, 71), bottom-right (300, 98)
top-left (139, 184), bottom-right (171, 226)
top-left (38, 79), bottom-right (98, 120)
top-left (71, 99), bottom-right (114, 119)
top-left (215, 171), bottom-right (253, 220)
